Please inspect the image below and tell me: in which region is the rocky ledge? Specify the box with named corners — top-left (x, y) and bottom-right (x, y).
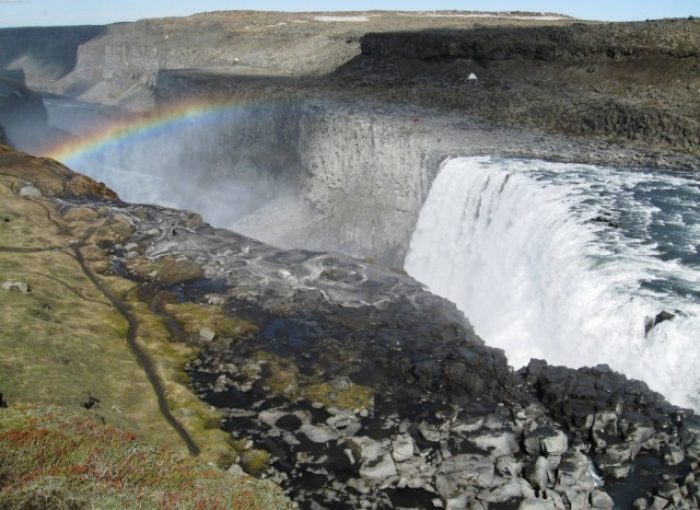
top-left (1, 145), bottom-right (697, 509)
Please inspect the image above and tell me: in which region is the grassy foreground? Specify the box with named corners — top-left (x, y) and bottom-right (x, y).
top-left (0, 404), bottom-right (294, 510)
top-left (0, 145), bottom-right (294, 508)
top-left (0, 147), bottom-right (225, 460)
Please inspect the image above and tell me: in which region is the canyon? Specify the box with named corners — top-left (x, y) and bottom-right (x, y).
top-left (0, 10), bottom-right (699, 510)
top-left (1, 14), bottom-right (698, 264)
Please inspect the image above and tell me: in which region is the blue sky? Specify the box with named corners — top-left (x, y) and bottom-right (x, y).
top-left (0, 0), bottom-right (697, 27)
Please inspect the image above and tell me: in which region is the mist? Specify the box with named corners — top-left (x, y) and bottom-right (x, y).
top-left (43, 99), bottom-right (310, 244)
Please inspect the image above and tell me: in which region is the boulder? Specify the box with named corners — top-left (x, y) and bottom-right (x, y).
top-left (392, 433), bottom-right (416, 463)
top-left (525, 456), bottom-right (551, 492)
top-left (644, 311), bottom-right (676, 335)
top-left (590, 490), bottom-right (614, 510)
top-left (524, 426), bottom-right (568, 457)
top-left (19, 185), bottom-right (41, 197)
top-left (299, 424), bottom-right (340, 444)
top-left (477, 478), bottom-right (525, 503)
top-left (662, 444), bottom-right (684, 466)
top-left (557, 452), bottom-right (597, 491)
top-left (517, 498), bottom-right (557, 510)
top-left (199, 328), bottom-right (216, 342)
top-left (349, 436), bottom-right (397, 485)
top-left (495, 455), bottom-right (523, 477)
top-left (1, 280), bottom-right (30, 293)
top-left (435, 454), bottom-right (496, 498)
top-left (396, 455), bottom-right (435, 490)
top-left (470, 429), bottom-right (519, 457)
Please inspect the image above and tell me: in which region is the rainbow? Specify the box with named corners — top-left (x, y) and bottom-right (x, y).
top-left (44, 97), bottom-right (266, 163)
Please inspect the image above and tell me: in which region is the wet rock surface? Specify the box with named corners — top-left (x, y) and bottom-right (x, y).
top-left (75, 194), bottom-right (700, 510)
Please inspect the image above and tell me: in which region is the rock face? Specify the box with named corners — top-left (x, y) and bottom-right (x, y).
top-left (0, 26), bottom-right (104, 89)
top-left (0, 72), bottom-right (49, 148)
top-left (143, 18), bottom-right (699, 266)
top-left (356, 19), bottom-right (700, 153)
top-left (0, 11), bottom-right (573, 109)
top-left (3, 13), bottom-right (698, 268)
top-left (360, 21), bottom-right (700, 60)
top-left (2, 13), bottom-right (697, 160)
top-left (144, 80), bottom-right (699, 267)
top-left (0, 71), bottom-right (69, 152)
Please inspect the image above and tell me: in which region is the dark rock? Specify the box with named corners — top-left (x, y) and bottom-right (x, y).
top-left (644, 311), bottom-right (676, 336)
top-left (588, 215), bottom-right (621, 229)
top-left (361, 23), bottom-right (700, 61)
top-left (82, 392), bottom-right (100, 410)
top-left (276, 414), bottom-right (303, 431)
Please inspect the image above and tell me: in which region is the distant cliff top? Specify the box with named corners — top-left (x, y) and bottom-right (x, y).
top-left (0, 11), bottom-right (578, 108)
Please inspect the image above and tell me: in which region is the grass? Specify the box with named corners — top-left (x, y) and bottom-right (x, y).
top-left (0, 404), bottom-right (294, 510)
top-left (164, 302), bottom-right (258, 342)
top-left (0, 148), bottom-right (296, 507)
top-left (127, 255), bottom-right (205, 286)
top-left (0, 158), bottom-right (290, 473)
top-left (303, 382), bottom-right (373, 412)
top-left (114, 280), bottom-right (241, 464)
top-left (0, 174), bottom-right (193, 454)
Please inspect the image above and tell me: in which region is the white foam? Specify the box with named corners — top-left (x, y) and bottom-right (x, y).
top-left (406, 156), bottom-right (700, 410)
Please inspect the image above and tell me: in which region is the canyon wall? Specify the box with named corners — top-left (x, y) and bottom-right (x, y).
top-left (145, 76), bottom-right (447, 264)
top-left (0, 71), bottom-right (53, 150)
top-left (355, 19), bottom-right (700, 154)
top-left (0, 26), bottom-right (104, 88)
top-left (0, 12), bottom-right (573, 110)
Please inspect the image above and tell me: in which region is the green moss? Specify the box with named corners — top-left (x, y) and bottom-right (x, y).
top-left (119, 289), bottom-right (237, 465)
top-left (127, 255), bottom-right (204, 286)
top-left (240, 449), bottom-right (271, 477)
top-left (164, 302), bottom-right (258, 342)
top-left (255, 352), bottom-right (373, 412)
top-left (303, 382), bottom-right (373, 412)
top-left (266, 370), bottom-right (300, 398)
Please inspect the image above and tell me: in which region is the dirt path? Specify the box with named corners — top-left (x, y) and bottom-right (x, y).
top-left (15, 198), bottom-right (201, 456)
top-left (71, 244), bottom-right (200, 456)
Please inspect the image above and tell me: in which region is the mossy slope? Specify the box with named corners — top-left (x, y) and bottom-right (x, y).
top-left (0, 146), bottom-right (293, 508)
top-left (0, 404), bottom-right (294, 510)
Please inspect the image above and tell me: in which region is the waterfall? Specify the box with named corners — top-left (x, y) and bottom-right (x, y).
top-left (406, 156), bottom-right (700, 410)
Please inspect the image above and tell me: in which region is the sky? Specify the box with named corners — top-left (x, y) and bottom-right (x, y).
top-left (0, 0), bottom-right (697, 27)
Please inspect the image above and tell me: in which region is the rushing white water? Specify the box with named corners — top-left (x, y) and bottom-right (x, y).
top-left (406, 156), bottom-right (700, 410)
